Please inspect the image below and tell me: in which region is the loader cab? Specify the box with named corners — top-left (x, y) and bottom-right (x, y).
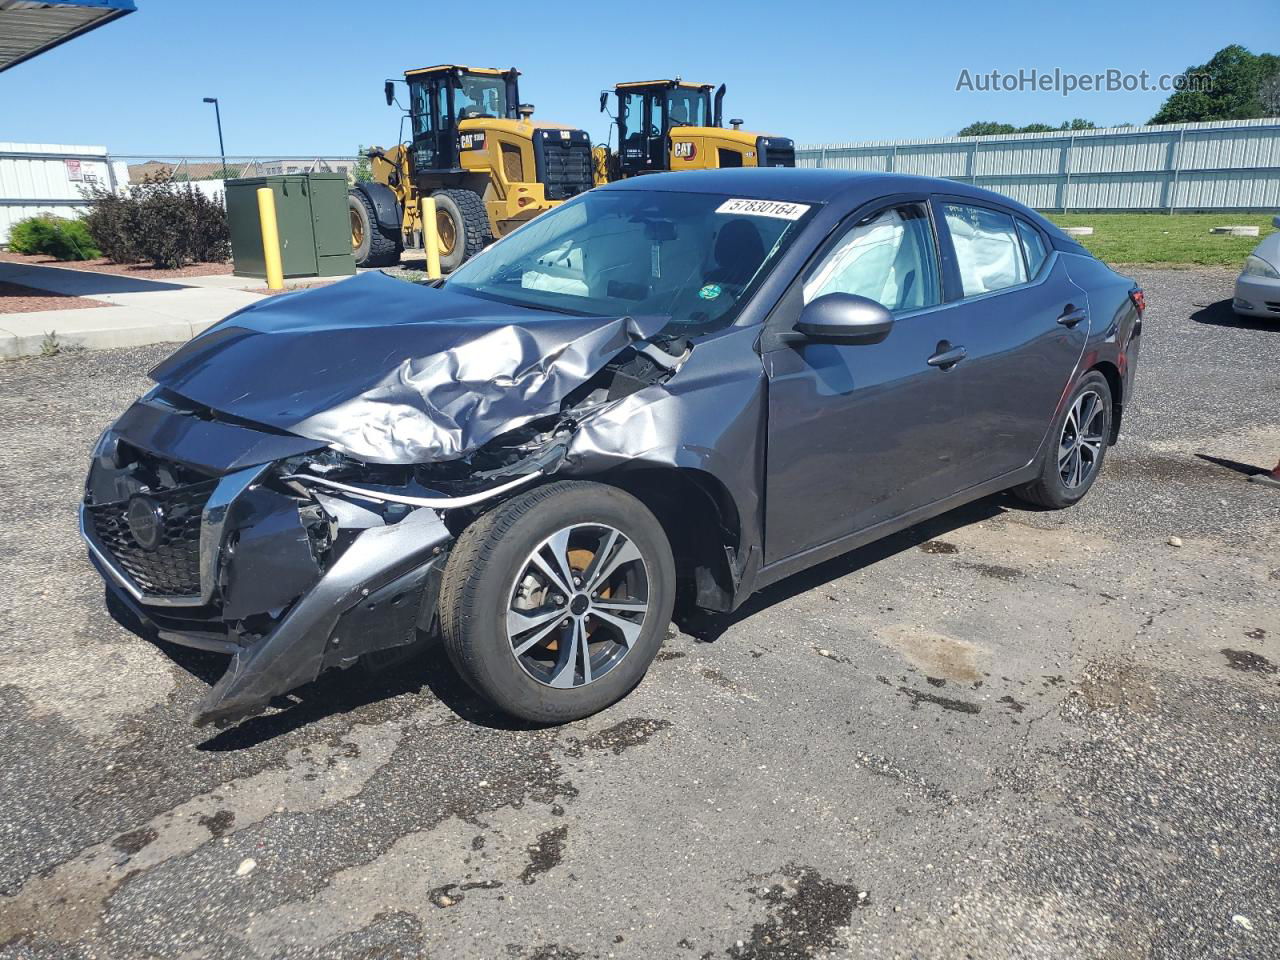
top-left (403, 65), bottom-right (520, 173)
top-left (609, 79), bottom-right (723, 176)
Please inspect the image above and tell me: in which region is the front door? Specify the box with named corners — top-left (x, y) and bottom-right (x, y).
top-left (763, 200), bottom-right (968, 564)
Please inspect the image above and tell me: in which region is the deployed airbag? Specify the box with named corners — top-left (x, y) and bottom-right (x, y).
top-left (149, 271), bottom-right (665, 464)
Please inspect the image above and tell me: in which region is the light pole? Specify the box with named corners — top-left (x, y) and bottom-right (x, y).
top-left (202, 97), bottom-right (227, 179)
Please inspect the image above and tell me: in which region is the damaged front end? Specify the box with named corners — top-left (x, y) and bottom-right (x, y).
top-left (80, 277), bottom-right (688, 727)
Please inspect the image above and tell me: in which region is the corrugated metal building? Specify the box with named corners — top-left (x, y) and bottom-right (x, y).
top-left (797, 119), bottom-right (1280, 212)
top-left (0, 142), bottom-right (128, 243)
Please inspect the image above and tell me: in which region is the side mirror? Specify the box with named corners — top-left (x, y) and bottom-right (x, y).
top-left (599, 91), bottom-right (609, 113)
top-left (384, 81), bottom-right (395, 107)
top-left (1273, 215), bottom-right (1280, 228)
top-left (794, 293), bottom-right (894, 344)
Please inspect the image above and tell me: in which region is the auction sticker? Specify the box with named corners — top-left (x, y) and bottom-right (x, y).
top-left (715, 198), bottom-right (810, 220)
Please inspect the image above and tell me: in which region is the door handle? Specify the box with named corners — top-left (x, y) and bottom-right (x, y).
top-left (927, 345), bottom-right (967, 369)
top-left (1058, 306), bottom-right (1087, 327)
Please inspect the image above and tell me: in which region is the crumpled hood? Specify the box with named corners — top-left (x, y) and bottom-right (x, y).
top-left (149, 271), bottom-right (665, 464)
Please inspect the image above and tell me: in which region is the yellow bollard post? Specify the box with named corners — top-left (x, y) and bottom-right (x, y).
top-left (420, 196), bottom-right (442, 280)
top-left (256, 187), bottom-right (285, 291)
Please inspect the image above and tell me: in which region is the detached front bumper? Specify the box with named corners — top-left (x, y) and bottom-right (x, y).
top-left (82, 471), bottom-right (454, 727)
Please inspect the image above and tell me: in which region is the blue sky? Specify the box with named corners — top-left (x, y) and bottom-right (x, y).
top-left (3, 0), bottom-right (1277, 159)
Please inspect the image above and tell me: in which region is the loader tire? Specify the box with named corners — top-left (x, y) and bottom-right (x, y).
top-left (432, 188), bottom-right (492, 272)
top-left (349, 191), bottom-right (401, 268)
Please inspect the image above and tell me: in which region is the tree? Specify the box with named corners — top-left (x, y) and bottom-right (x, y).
top-left (1150, 44), bottom-right (1280, 123)
top-left (354, 145), bottom-right (373, 183)
top-left (957, 119), bottom-right (1096, 137)
top-left (957, 121), bottom-right (1018, 137)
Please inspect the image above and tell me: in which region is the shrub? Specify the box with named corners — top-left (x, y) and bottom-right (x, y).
top-left (84, 175), bottom-right (230, 269)
top-left (6, 215), bottom-right (101, 260)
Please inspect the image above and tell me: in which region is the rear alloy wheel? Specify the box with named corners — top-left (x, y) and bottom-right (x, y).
top-left (439, 481), bottom-right (675, 723)
top-left (1013, 371), bottom-right (1113, 509)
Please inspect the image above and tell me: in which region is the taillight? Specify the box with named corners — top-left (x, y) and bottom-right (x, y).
top-left (1130, 289), bottom-right (1145, 314)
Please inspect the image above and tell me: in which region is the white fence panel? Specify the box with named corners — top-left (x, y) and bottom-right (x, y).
top-left (0, 142), bottom-right (125, 243)
top-left (798, 119), bottom-right (1280, 211)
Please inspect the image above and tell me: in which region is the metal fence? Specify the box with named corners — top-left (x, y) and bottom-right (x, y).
top-left (115, 155), bottom-right (362, 184)
top-left (797, 118), bottom-right (1280, 212)
top-left (0, 142), bottom-right (130, 243)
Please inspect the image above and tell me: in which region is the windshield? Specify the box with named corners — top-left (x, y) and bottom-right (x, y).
top-left (456, 74), bottom-right (507, 119)
top-left (445, 189), bottom-right (815, 335)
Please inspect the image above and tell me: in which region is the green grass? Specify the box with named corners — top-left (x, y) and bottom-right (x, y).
top-left (1045, 213), bottom-right (1277, 268)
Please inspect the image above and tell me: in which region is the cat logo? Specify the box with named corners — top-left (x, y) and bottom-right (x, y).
top-left (673, 141), bottom-right (697, 160)
top-left (459, 133), bottom-right (486, 151)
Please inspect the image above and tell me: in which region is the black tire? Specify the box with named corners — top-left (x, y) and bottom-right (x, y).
top-left (432, 188), bottom-right (492, 273)
top-left (1013, 371), bottom-right (1113, 509)
top-left (349, 191), bottom-right (401, 268)
top-left (439, 481), bottom-right (676, 724)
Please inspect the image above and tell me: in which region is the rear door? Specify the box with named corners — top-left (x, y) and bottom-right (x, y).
top-left (762, 198), bottom-right (968, 563)
top-left (929, 199), bottom-right (1091, 487)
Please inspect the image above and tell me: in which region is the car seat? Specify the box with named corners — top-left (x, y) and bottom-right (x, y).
top-left (704, 219), bottom-right (765, 288)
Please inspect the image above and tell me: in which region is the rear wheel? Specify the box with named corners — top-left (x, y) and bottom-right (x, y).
top-left (1013, 371), bottom-right (1112, 509)
top-left (349, 192), bottom-right (401, 268)
top-left (432, 188), bottom-right (492, 273)
top-left (439, 481), bottom-right (675, 724)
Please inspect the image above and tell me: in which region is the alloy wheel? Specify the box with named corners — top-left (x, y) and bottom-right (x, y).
top-left (506, 523), bottom-right (650, 689)
top-left (1059, 388), bottom-right (1106, 489)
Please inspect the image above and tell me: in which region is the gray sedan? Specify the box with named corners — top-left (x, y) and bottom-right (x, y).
top-left (81, 169), bottom-right (1143, 726)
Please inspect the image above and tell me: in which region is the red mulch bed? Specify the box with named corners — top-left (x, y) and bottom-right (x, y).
top-left (0, 251), bottom-right (233, 279)
top-left (0, 281), bottom-right (112, 314)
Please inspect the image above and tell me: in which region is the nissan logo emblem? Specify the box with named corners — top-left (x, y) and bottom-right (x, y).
top-left (126, 496), bottom-right (165, 551)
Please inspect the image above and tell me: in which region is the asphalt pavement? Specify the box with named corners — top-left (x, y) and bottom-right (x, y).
top-left (0, 266), bottom-right (1277, 959)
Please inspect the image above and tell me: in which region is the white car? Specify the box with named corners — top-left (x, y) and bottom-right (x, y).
top-left (1233, 215), bottom-right (1280, 319)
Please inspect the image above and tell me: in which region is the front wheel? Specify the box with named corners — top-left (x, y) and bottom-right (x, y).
top-left (431, 188), bottom-right (492, 273)
top-left (439, 481), bottom-right (676, 724)
top-left (1013, 370), bottom-right (1113, 509)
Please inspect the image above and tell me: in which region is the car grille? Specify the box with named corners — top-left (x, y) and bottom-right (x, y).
top-left (534, 130), bottom-right (594, 201)
top-left (1265, 301), bottom-right (1280, 313)
top-left (87, 479), bottom-right (217, 598)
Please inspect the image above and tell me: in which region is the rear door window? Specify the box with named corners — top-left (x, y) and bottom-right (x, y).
top-left (942, 203), bottom-right (1027, 297)
top-left (1016, 218), bottom-right (1049, 278)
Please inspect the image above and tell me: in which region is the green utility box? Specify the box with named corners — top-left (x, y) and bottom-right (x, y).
top-left (226, 173), bottom-right (356, 279)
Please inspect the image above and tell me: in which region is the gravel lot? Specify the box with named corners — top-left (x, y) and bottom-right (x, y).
top-left (0, 267), bottom-right (1277, 960)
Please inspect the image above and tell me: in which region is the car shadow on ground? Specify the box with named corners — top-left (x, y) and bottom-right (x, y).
top-left (1190, 297), bottom-right (1278, 332)
top-left (107, 494), bottom-right (1017, 749)
top-left (677, 495), bottom-right (1009, 644)
top-left (105, 590), bottom-right (528, 749)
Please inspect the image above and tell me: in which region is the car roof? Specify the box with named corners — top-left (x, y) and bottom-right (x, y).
top-left (597, 168), bottom-right (1070, 244)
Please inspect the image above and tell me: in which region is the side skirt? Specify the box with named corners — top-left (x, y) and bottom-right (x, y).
top-left (745, 463), bottom-right (1039, 598)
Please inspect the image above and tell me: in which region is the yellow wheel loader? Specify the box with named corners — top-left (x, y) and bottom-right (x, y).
top-left (350, 65), bottom-right (595, 271)
top-left (593, 79), bottom-right (794, 184)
